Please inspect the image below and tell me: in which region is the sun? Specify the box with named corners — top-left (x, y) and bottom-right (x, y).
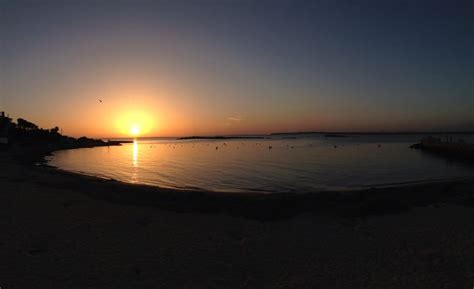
top-left (115, 110), bottom-right (155, 137)
top-left (130, 126), bottom-right (140, 136)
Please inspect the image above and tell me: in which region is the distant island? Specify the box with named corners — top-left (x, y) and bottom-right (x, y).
top-left (178, 136), bottom-right (265, 140)
top-left (270, 131), bottom-right (322, 135)
top-left (324, 134), bottom-right (348, 138)
top-left (271, 131), bottom-right (474, 135)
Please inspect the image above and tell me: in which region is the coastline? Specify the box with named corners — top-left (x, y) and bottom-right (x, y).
top-left (1, 149), bottom-right (474, 288)
top-left (41, 161), bottom-right (474, 220)
top-left (10, 142), bottom-right (473, 220)
top-left (50, 168), bottom-right (474, 219)
top-left (28, 145), bottom-right (474, 220)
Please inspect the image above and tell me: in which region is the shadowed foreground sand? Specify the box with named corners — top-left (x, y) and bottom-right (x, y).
top-left (1, 152), bottom-right (473, 289)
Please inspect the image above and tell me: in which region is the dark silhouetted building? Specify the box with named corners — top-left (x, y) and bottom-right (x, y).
top-left (0, 111), bottom-right (12, 144)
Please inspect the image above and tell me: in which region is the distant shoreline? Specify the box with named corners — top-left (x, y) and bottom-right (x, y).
top-left (177, 136), bottom-right (266, 140)
top-left (270, 131), bottom-right (474, 136)
top-left (101, 131), bottom-right (474, 140)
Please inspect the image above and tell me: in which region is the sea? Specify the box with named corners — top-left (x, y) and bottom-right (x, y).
top-left (47, 133), bottom-right (474, 193)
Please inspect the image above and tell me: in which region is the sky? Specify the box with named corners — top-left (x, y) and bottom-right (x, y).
top-left (1, 0), bottom-right (473, 137)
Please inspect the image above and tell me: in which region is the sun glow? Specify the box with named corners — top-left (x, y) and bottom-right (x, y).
top-left (115, 111), bottom-right (155, 137)
top-left (130, 126), bottom-right (140, 136)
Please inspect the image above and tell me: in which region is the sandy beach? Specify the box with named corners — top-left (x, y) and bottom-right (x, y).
top-left (0, 151), bottom-right (473, 289)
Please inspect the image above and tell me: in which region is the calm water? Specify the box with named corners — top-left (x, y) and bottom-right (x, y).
top-left (48, 134), bottom-right (474, 193)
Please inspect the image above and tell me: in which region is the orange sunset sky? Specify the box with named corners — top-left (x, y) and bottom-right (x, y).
top-left (1, 1), bottom-right (472, 138)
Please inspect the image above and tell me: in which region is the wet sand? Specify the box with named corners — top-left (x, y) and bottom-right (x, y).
top-left (1, 151), bottom-right (474, 289)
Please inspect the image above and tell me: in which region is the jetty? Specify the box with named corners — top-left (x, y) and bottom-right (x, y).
top-left (411, 136), bottom-right (474, 160)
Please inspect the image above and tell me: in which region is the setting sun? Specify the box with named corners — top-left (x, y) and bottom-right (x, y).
top-left (130, 126), bottom-right (140, 136)
top-left (115, 111), bottom-right (155, 137)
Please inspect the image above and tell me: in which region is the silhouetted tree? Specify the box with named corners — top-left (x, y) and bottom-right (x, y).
top-left (17, 118), bottom-right (38, 130)
top-left (50, 126), bottom-right (60, 134)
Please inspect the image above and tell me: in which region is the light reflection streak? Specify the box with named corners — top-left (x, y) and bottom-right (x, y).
top-left (133, 139), bottom-right (138, 167)
top-left (131, 139), bottom-right (138, 183)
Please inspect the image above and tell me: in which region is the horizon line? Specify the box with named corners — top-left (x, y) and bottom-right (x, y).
top-left (100, 130), bottom-right (474, 140)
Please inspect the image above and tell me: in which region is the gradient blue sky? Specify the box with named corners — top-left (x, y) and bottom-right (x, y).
top-left (1, 0), bottom-right (473, 137)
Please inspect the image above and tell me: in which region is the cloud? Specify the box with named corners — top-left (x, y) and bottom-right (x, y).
top-left (227, 116), bottom-right (243, 122)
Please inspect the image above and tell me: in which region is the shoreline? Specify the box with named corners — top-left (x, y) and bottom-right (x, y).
top-left (43, 140), bottom-right (474, 200)
top-left (29, 152), bottom-right (474, 220)
top-left (46, 161), bottom-right (474, 194)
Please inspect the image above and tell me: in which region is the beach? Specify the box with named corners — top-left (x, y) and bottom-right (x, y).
top-left (1, 151), bottom-right (473, 289)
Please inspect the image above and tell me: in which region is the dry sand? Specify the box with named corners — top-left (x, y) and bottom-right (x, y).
top-left (0, 152), bottom-right (473, 289)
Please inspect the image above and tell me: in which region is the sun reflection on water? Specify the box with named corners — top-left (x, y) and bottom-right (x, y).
top-left (131, 139), bottom-right (139, 183)
top-left (132, 140), bottom-right (138, 167)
